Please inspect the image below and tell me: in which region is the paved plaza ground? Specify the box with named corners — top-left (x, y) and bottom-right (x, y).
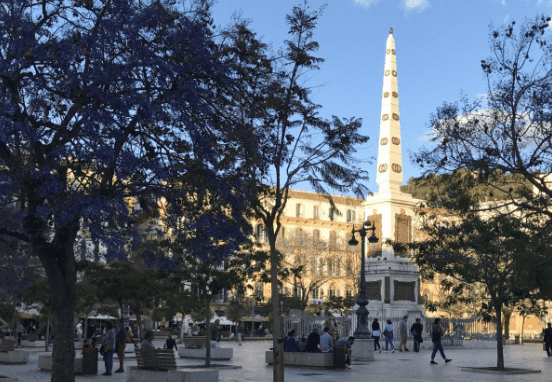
top-left (2, 340), bottom-right (552, 382)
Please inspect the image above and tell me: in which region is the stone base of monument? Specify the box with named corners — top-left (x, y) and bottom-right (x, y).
top-left (351, 339), bottom-right (374, 362)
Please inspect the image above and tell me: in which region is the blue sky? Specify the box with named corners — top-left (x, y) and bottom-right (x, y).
top-left (211, 0), bottom-right (551, 195)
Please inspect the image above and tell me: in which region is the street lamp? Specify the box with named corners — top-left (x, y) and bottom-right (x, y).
top-left (348, 220), bottom-right (379, 339)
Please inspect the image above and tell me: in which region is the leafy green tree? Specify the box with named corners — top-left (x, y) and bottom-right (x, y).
top-left (411, 209), bottom-right (543, 371)
top-left (415, 15), bottom-right (552, 226)
top-left (226, 5), bottom-right (371, 380)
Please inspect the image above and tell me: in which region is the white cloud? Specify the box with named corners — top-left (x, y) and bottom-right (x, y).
top-left (403, 0), bottom-right (429, 12)
top-left (502, 0), bottom-right (506, 5)
top-left (354, 0), bottom-right (380, 7)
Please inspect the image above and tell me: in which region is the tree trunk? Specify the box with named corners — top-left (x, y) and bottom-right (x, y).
top-left (45, 312), bottom-right (51, 352)
top-left (205, 295), bottom-right (211, 368)
top-left (503, 310), bottom-right (512, 341)
top-left (41, 248), bottom-right (77, 382)
top-left (269, 237), bottom-right (284, 382)
top-left (495, 305), bottom-right (504, 371)
top-left (521, 315), bottom-right (526, 345)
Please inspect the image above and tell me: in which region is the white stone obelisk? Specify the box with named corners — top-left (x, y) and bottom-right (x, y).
top-left (360, 28), bottom-right (423, 327)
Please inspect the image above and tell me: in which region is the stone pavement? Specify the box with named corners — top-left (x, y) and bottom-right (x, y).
top-left (2, 340), bottom-right (552, 382)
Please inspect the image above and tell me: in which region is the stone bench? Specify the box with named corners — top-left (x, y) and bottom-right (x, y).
top-left (178, 347), bottom-right (233, 360)
top-left (182, 336), bottom-right (206, 349)
top-left (265, 351), bottom-right (334, 368)
top-left (126, 366), bottom-right (219, 382)
top-left (0, 350), bottom-right (29, 364)
top-left (20, 340), bottom-right (46, 348)
top-left (38, 355), bottom-right (83, 373)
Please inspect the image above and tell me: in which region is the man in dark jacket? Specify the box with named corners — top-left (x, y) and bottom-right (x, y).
top-left (430, 319), bottom-right (451, 365)
top-left (543, 323), bottom-right (552, 356)
top-left (115, 323), bottom-right (127, 373)
top-left (305, 327), bottom-right (321, 352)
top-left (411, 318), bottom-right (424, 352)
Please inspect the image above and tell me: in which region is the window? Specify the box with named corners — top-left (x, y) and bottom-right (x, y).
top-left (280, 226), bottom-right (285, 238)
top-left (313, 229), bottom-right (320, 241)
top-left (328, 259), bottom-right (335, 276)
top-left (346, 259), bottom-right (353, 277)
top-left (329, 286), bottom-right (336, 298)
top-left (257, 225), bottom-right (266, 241)
top-left (329, 208), bottom-right (335, 221)
top-left (329, 231), bottom-right (337, 250)
top-left (311, 258), bottom-right (317, 275)
top-left (347, 209), bottom-right (355, 223)
top-left (296, 203), bottom-right (303, 218)
top-left (313, 288), bottom-right (320, 299)
top-left (346, 289), bottom-right (353, 299)
top-left (255, 283), bottom-right (264, 299)
top-left (313, 206), bottom-right (319, 219)
top-left (318, 258), bottom-right (324, 276)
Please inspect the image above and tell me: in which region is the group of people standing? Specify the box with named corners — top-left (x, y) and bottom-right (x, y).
top-left (371, 316), bottom-right (451, 364)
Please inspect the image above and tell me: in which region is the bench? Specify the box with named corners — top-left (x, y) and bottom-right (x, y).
top-left (178, 347), bottom-right (233, 360)
top-left (0, 339), bottom-right (28, 364)
top-left (183, 336), bottom-right (206, 349)
top-left (135, 349), bottom-right (176, 371)
top-left (0, 339), bottom-right (16, 352)
top-left (38, 354), bottom-right (83, 373)
top-left (265, 351), bottom-right (335, 368)
top-left (128, 349), bottom-right (219, 382)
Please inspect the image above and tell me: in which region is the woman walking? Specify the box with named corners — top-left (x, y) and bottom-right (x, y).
top-left (384, 319), bottom-right (395, 353)
top-left (372, 318), bottom-right (381, 353)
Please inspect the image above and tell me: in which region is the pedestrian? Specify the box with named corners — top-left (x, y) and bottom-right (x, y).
top-left (115, 323), bottom-right (127, 373)
top-left (237, 323), bottom-right (243, 346)
top-left (411, 318), bottom-right (424, 352)
top-left (76, 321), bottom-right (83, 341)
top-left (383, 319), bottom-right (394, 353)
top-left (335, 336), bottom-right (355, 368)
top-left (430, 318), bottom-right (451, 364)
top-left (306, 327), bottom-right (321, 352)
top-left (320, 326), bottom-right (334, 353)
top-left (398, 315), bottom-right (409, 352)
top-left (544, 323), bottom-right (552, 357)
top-left (371, 318), bottom-right (381, 353)
top-left (16, 322), bottom-right (24, 346)
top-left (164, 334), bottom-right (177, 350)
top-left (284, 330), bottom-right (299, 352)
top-left (102, 321), bottom-right (116, 376)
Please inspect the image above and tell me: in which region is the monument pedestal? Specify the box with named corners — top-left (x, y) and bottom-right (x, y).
top-left (351, 339), bottom-right (374, 362)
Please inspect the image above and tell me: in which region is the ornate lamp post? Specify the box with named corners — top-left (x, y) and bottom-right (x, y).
top-left (349, 220), bottom-right (379, 339)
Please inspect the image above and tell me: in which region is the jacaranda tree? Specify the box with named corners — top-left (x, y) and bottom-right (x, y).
top-left (0, 0), bottom-right (251, 381)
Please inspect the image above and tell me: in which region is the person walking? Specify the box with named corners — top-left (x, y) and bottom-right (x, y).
top-left (102, 321), bottom-right (116, 376)
top-left (384, 319), bottom-right (394, 353)
top-left (544, 323), bottom-right (552, 357)
top-left (114, 323), bottom-right (127, 373)
top-left (398, 316), bottom-right (409, 352)
top-left (371, 318), bottom-right (381, 353)
top-left (411, 318), bottom-right (424, 352)
top-left (164, 334), bottom-right (177, 350)
top-left (16, 322), bottom-right (24, 346)
top-left (237, 323), bottom-right (243, 346)
top-left (430, 318), bottom-right (451, 364)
